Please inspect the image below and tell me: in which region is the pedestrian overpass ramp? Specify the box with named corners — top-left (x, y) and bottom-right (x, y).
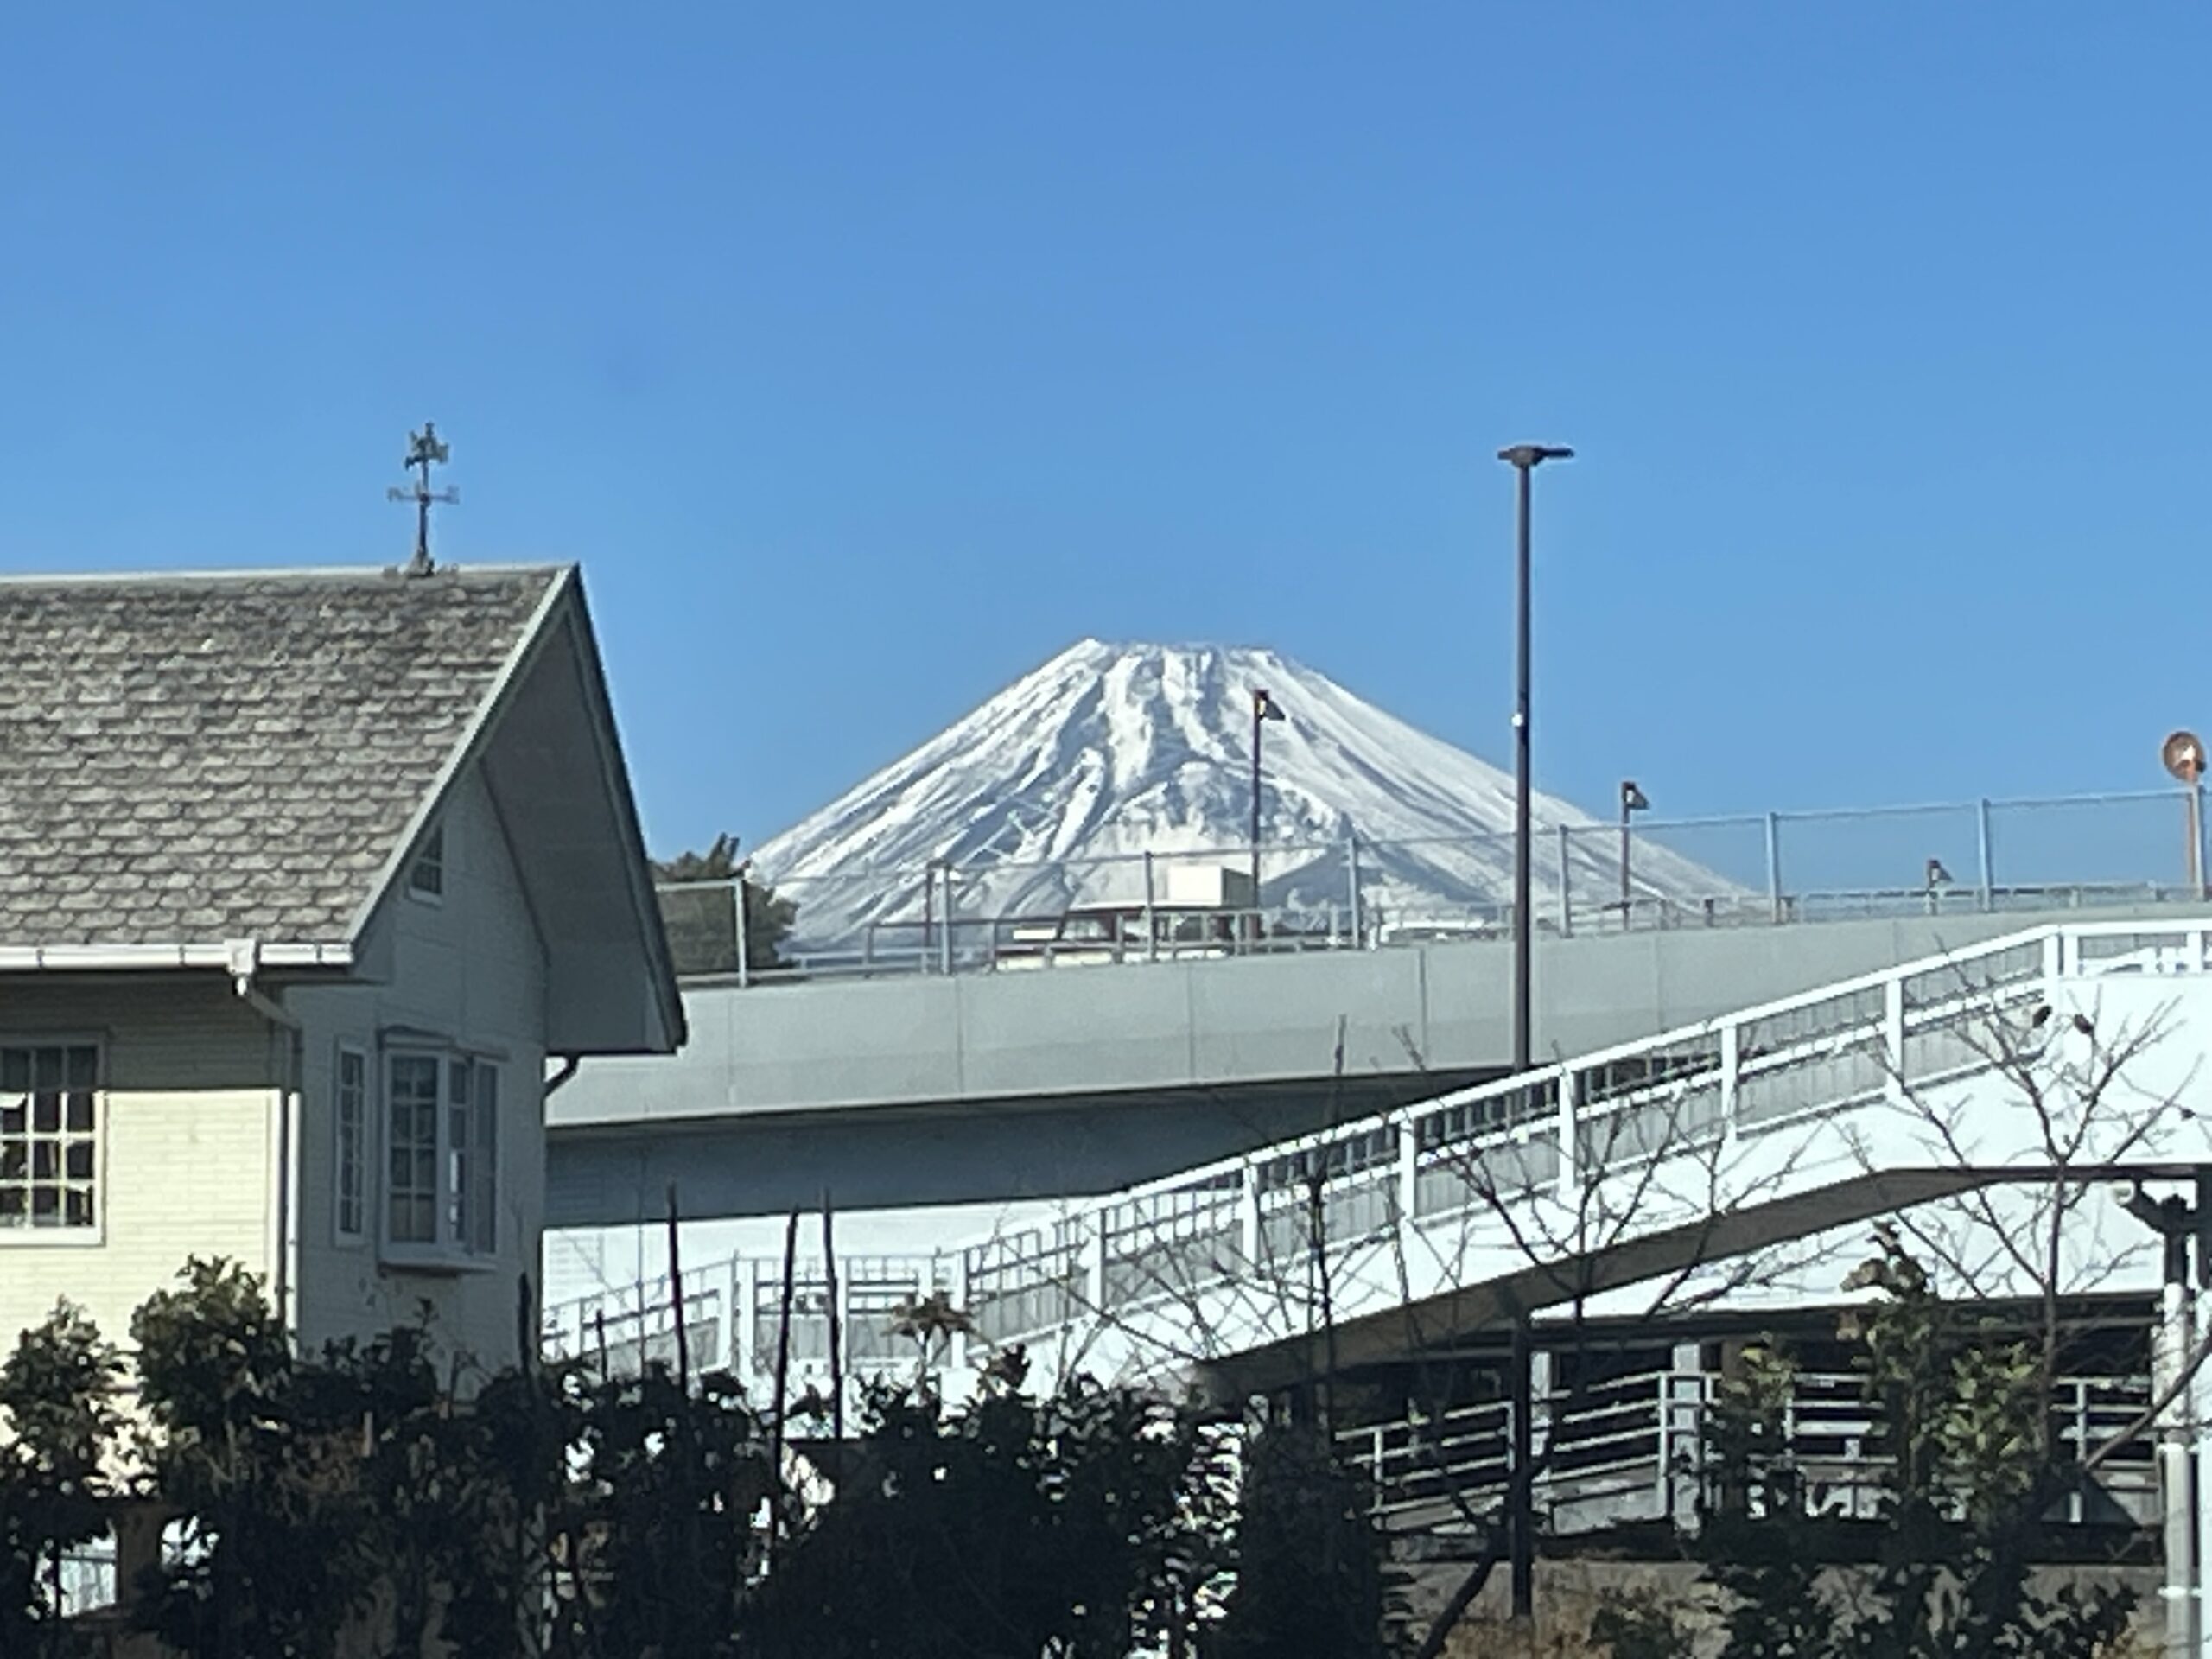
top-left (545, 900), bottom-right (2201, 1230)
top-left (544, 919), bottom-right (2212, 1413)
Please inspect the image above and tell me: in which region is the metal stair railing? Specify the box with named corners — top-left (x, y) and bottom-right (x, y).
top-left (544, 920), bottom-right (2212, 1398)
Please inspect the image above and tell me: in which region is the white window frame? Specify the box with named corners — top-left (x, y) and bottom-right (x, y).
top-left (406, 823), bottom-right (446, 903)
top-left (380, 1046), bottom-right (499, 1270)
top-left (334, 1044), bottom-right (369, 1245)
top-left (0, 1037), bottom-right (105, 1246)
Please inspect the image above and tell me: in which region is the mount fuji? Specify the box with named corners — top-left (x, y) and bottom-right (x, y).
top-left (748, 640), bottom-right (1734, 954)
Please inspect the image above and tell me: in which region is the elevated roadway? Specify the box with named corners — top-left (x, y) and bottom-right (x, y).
top-left (545, 916), bottom-right (2212, 1418)
top-left (546, 900), bottom-right (2197, 1229)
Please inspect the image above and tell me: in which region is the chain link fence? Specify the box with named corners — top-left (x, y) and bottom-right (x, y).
top-left (657, 788), bottom-right (2209, 982)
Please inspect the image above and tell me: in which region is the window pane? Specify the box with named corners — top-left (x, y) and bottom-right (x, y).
top-left (471, 1065), bottom-right (498, 1254)
top-left (385, 1056), bottom-right (442, 1245)
top-left (409, 826), bottom-right (446, 897)
top-left (445, 1059), bottom-right (470, 1249)
top-left (0, 1043), bottom-right (99, 1234)
top-left (335, 1047), bottom-right (367, 1241)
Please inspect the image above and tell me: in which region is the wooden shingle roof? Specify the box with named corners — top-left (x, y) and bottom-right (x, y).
top-left (0, 564), bottom-right (564, 950)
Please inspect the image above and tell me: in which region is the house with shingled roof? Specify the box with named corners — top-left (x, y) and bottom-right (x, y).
top-left (0, 560), bottom-right (682, 1372)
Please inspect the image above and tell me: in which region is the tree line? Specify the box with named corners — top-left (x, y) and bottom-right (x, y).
top-left (0, 1259), bottom-right (1394, 1659)
top-left (0, 1233), bottom-right (2155, 1658)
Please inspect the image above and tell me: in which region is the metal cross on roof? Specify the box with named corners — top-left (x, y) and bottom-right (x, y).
top-left (387, 422), bottom-right (459, 576)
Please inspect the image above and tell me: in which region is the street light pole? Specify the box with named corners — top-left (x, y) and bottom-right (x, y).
top-left (1619, 779), bottom-right (1649, 919)
top-left (1250, 696), bottom-right (1263, 944)
top-left (1247, 698), bottom-right (1265, 911)
top-left (1249, 689), bottom-right (1284, 945)
top-left (1497, 444), bottom-right (1573, 1072)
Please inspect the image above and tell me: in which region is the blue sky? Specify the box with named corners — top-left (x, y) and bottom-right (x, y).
top-left (3, 5), bottom-right (2206, 855)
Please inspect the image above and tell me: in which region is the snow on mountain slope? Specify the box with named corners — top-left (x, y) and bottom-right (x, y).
top-left (749, 640), bottom-right (1738, 953)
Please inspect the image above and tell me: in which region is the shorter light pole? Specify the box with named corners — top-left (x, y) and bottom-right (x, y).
top-left (1618, 779), bottom-right (1649, 918)
top-left (1249, 689), bottom-right (1286, 944)
top-left (2164, 731), bottom-right (2207, 899)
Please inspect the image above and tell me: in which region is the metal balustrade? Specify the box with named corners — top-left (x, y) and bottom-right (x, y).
top-left (661, 785), bottom-right (2212, 985)
top-left (1338, 1370), bottom-right (2158, 1535)
top-left (544, 919), bottom-right (2212, 1414)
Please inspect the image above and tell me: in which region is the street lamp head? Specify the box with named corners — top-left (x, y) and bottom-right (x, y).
top-left (1497, 443), bottom-right (1574, 469)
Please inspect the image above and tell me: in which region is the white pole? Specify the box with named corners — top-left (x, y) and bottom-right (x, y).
top-left (2161, 1270), bottom-right (2196, 1657)
top-left (2194, 1324), bottom-right (2212, 1659)
top-left (2193, 1185), bottom-right (2212, 1659)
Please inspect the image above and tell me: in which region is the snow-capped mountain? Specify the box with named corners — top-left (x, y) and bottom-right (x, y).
top-left (749, 640), bottom-right (1734, 954)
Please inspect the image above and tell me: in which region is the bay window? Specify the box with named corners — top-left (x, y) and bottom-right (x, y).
top-left (384, 1049), bottom-right (499, 1263)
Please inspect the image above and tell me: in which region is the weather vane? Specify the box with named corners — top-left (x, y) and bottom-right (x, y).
top-left (387, 423), bottom-right (458, 575)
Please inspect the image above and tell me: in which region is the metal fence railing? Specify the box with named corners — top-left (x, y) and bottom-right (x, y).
top-left (547, 918), bottom-right (2209, 1424)
top-left (1339, 1368), bottom-right (2158, 1534)
top-left (662, 787), bottom-right (2212, 985)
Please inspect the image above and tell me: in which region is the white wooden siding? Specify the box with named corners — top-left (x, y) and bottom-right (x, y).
top-left (0, 978), bottom-right (281, 1357)
top-left (291, 761), bottom-right (550, 1371)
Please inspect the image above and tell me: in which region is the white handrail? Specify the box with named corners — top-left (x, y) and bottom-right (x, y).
top-left (546, 919), bottom-right (2209, 1393)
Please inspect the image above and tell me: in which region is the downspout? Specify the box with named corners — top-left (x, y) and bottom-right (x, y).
top-left (229, 941), bottom-right (304, 1338)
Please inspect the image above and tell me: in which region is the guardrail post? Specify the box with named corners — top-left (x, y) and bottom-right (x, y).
top-left (1555, 1068), bottom-right (1579, 1205)
top-left (1530, 1344), bottom-right (1554, 1472)
top-left (943, 1250), bottom-right (969, 1377)
top-left (1764, 813), bottom-right (1784, 924)
top-left (1555, 823), bottom-right (1573, 937)
top-left (1343, 834), bottom-right (1363, 950)
top-left (1083, 1215), bottom-right (1109, 1315)
top-left (2200, 782), bottom-right (2210, 901)
top-left (911, 1259), bottom-right (934, 1390)
top-left (1976, 798), bottom-right (1995, 912)
top-left (1239, 1164), bottom-right (1262, 1267)
top-left (938, 865), bottom-right (956, 976)
top-left (1395, 1120), bottom-right (1420, 1269)
top-left (1666, 1345), bottom-right (1706, 1530)
top-left (1883, 976), bottom-right (1906, 1103)
top-left (1143, 852), bottom-right (1158, 963)
top-left (2068, 1376), bottom-right (2088, 1525)
top-left (733, 878), bottom-right (750, 988)
top-left (731, 1257), bottom-right (753, 1381)
top-left (1719, 1021), bottom-right (1740, 1144)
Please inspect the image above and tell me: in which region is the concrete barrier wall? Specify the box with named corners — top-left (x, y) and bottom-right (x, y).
top-left (552, 906), bottom-right (2187, 1128)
